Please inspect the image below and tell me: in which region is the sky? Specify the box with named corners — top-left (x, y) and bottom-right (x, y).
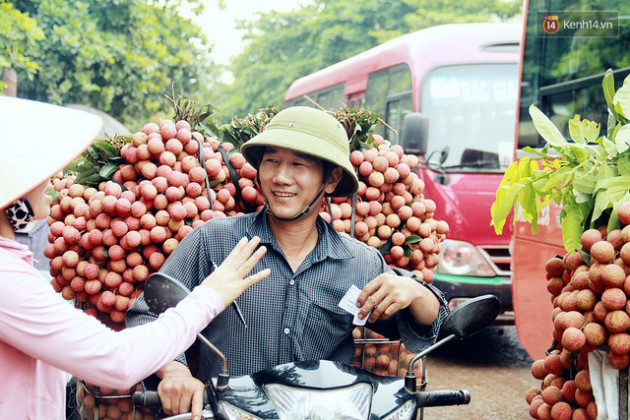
top-left (183, 0), bottom-right (313, 66)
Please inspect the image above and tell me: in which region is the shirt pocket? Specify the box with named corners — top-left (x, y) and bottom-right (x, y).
top-left (297, 290), bottom-right (355, 360)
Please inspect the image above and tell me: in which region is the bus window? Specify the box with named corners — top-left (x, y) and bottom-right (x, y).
top-left (365, 64), bottom-right (412, 142)
top-left (518, 0), bottom-right (630, 148)
top-left (421, 63), bottom-right (518, 169)
top-left (284, 83), bottom-right (345, 110)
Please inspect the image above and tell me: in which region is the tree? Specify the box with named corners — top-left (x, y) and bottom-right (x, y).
top-left (0, 1), bottom-right (44, 91)
top-left (7, 0), bottom-right (218, 129)
top-left (213, 0), bottom-right (522, 121)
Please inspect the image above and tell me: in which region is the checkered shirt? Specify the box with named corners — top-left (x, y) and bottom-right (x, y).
top-left (126, 210), bottom-right (448, 381)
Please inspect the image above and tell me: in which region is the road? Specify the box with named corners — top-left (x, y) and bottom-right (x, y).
top-left (420, 325), bottom-right (538, 419)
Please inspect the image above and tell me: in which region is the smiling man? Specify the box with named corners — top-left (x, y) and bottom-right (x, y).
top-left (126, 106), bottom-right (448, 417)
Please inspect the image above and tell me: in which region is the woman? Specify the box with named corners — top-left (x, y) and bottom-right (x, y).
top-left (0, 96), bottom-right (270, 419)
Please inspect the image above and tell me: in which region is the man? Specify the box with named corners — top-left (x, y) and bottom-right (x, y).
top-left (126, 106), bottom-right (448, 417)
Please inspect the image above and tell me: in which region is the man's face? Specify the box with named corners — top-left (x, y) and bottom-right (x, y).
top-left (258, 146), bottom-right (328, 220)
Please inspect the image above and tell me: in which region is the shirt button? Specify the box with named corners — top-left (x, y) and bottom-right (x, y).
top-left (289, 280), bottom-right (295, 286)
top-left (284, 328), bottom-right (290, 335)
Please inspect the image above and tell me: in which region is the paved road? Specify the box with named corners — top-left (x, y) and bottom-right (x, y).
top-left (420, 325), bottom-right (538, 419)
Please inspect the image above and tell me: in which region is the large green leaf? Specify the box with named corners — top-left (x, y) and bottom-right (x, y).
top-left (560, 200), bottom-right (583, 253)
top-left (614, 73), bottom-right (630, 120)
top-left (529, 105), bottom-right (568, 148)
top-left (591, 176), bottom-right (630, 223)
top-left (98, 162), bottom-right (119, 179)
top-left (603, 69), bottom-right (616, 115)
top-left (615, 125), bottom-right (630, 154)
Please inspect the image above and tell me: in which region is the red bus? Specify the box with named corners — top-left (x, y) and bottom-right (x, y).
top-left (284, 23), bottom-right (522, 321)
top-left (512, 0), bottom-right (630, 360)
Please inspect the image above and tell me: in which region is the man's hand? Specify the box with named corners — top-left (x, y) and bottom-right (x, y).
top-left (157, 361), bottom-right (205, 420)
top-left (356, 273), bottom-right (439, 324)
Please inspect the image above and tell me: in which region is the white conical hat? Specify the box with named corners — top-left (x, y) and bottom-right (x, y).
top-left (0, 96), bottom-right (103, 209)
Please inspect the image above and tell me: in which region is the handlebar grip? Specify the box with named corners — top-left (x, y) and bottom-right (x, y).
top-left (416, 389), bottom-right (471, 407)
top-left (132, 390), bottom-right (162, 409)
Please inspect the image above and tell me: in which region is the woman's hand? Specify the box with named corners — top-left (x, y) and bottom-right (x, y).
top-left (200, 236), bottom-right (270, 307)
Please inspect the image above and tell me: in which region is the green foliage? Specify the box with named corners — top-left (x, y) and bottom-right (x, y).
top-left (66, 136), bottom-right (130, 187)
top-left (9, 0), bottom-right (217, 129)
top-left (491, 69), bottom-right (630, 253)
top-left (213, 0), bottom-right (522, 120)
top-left (0, 1), bottom-right (44, 87)
top-left (219, 106), bottom-right (280, 151)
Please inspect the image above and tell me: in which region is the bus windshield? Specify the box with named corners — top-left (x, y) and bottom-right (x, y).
top-left (421, 63), bottom-right (518, 172)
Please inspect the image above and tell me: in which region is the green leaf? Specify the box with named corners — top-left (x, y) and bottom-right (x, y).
top-left (403, 235), bottom-right (422, 245)
top-left (568, 143), bottom-right (589, 162)
top-left (603, 69), bottom-right (616, 115)
top-left (572, 167), bottom-right (596, 195)
top-left (608, 113), bottom-right (617, 138)
top-left (615, 125), bottom-right (630, 154)
top-left (98, 163), bottom-right (118, 179)
top-left (602, 137), bottom-right (619, 157)
top-left (613, 73), bottom-right (630, 119)
top-left (533, 166), bottom-right (568, 193)
top-left (617, 158), bottom-right (630, 177)
top-left (568, 115), bottom-right (586, 144)
top-left (491, 182), bottom-right (525, 234)
top-left (560, 200), bottom-right (584, 253)
top-left (609, 191), bottom-right (630, 233)
top-left (529, 104), bottom-right (568, 148)
top-left (591, 176), bottom-right (630, 222)
top-left (93, 140), bottom-right (118, 156)
top-left (522, 146), bottom-right (553, 158)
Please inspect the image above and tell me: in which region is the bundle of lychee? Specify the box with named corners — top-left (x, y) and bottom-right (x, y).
top-left (524, 203), bottom-right (630, 419)
top-left (350, 327), bottom-right (425, 380)
top-left (46, 104), bottom-right (447, 329)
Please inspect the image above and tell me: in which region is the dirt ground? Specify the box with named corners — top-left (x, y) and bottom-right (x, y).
top-left (419, 325), bottom-right (538, 419)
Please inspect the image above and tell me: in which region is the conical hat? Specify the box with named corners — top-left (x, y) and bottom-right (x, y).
top-left (0, 97), bottom-right (103, 209)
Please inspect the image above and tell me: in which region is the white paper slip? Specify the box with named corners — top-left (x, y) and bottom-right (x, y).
top-left (338, 284), bottom-right (371, 326)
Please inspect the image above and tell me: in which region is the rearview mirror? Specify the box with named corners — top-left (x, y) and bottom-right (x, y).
top-left (400, 113), bottom-right (429, 156)
top-left (440, 294), bottom-right (500, 339)
top-left (143, 272), bottom-right (191, 315)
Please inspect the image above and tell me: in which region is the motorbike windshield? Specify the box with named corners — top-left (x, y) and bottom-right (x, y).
top-left (421, 63), bottom-right (518, 172)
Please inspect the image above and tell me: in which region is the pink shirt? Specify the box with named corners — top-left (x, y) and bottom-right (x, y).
top-left (0, 237), bottom-right (225, 419)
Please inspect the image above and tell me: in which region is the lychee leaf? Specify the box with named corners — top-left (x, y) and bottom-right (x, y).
top-left (403, 235), bottom-right (422, 245)
top-left (529, 104), bottom-right (568, 149)
top-left (608, 191), bottom-right (630, 233)
top-left (559, 201), bottom-right (583, 254)
top-left (614, 125), bottom-right (630, 154)
top-left (613, 74), bottom-right (630, 120)
top-left (99, 163), bottom-right (118, 178)
top-left (617, 158), bottom-right (630, 177)
top-left (603, 69), bottom-right (616, 116)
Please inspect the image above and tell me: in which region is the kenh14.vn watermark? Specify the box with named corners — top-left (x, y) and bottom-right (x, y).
top-left (537, 11), bottom-right (619, 37)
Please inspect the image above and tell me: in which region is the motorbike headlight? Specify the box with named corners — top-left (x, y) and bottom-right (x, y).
top-left (264, 382), bottom-right (373, 420)
top-left (436, 239), bottom-right (495, 277)
top-left (220, 401), bottom-right (263, 420)
top-left (381, 399), bottom-right (416, 420)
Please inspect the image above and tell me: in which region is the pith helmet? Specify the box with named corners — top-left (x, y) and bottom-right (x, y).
top-left (0, 97), bottom-right (103, 209)
top-left (241, 106), bottom-right (359, 197)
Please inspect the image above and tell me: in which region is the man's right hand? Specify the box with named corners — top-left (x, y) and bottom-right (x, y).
top-left (157, 361), bottom-right (205, 420)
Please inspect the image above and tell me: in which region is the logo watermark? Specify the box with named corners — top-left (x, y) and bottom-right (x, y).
top-left (537, 11), bottom-right (619, 37)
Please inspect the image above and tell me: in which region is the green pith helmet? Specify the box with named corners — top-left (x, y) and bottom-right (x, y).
top-left (241, 106), bottom-right (359, 197)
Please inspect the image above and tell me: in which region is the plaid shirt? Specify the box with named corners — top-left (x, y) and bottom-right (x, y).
top-left (126, 210), bottom-right (448, 380)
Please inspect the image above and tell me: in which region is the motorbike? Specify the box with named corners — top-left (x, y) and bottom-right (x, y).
top-left (132, 272), bottom-right (500, 420)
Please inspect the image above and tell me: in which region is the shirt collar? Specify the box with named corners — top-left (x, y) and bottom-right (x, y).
top-left (246, 210), bottom-right (354, 262)
top-left (0, 236), bottom-right (34, 265)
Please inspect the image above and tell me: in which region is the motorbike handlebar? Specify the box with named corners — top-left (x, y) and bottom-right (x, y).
top-left (132, 390), bottom-right (162, 409)
top-left (416, 389), bottom-right (471, 407)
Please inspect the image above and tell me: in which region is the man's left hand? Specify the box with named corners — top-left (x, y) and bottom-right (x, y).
top-left (356, 274), bottom-right (422, 323)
